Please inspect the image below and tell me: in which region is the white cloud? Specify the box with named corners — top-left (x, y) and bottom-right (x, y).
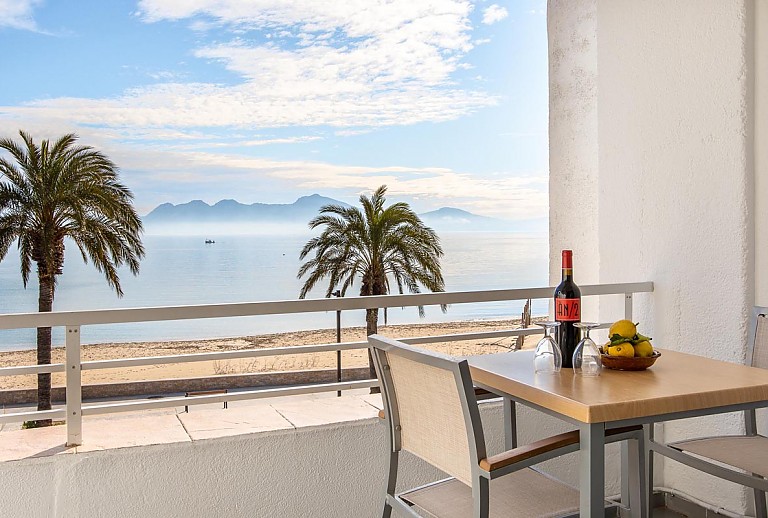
top-left (0, 0), bottom-right (42, 31)
top-left (0, 115), bottom-right (545, 221)
top-left (0, 1), bottom-right (533, 219)
top-left (166, 136), bottom-right (323, 149)
top-left (1, 1), bottom-right (494, 132)
top-left (482, 4), bottom-right (508, 25)
top-left (4, 82), bottom-right (494, 130)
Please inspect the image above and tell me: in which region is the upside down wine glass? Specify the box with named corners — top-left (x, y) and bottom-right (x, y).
top-left (534, 321), bottom-right (562, 374)
top-left (572, 322), bottom-right (602, 377)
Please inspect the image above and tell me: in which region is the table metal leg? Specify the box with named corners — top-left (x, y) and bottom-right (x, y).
top-left (502, 398), bottom-right (517, 449)
top-left (580, 422), bottom-right (606, 518)
top-left (621, 441), bottom-right (630, 510)
top-left (625, 430), bottom-right (648, 518)
top-left (645, 424), bottom-right (654, 517)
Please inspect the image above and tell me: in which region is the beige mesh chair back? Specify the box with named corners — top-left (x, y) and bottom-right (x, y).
top-left (371, 335), bottom-right (483, 486)
top-left (369, 334), bottom-right (585, 518)
top-left (650, 306), bottom-right (768, 518)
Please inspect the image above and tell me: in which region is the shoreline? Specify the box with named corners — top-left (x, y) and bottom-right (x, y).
top-left (0, 318), bottom-right (541, 390)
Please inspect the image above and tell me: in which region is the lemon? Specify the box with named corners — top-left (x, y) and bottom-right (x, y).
top-left (607, 344), bottom-right (635, 358)
top-left (609, 319), bottom-right (637, 340)
top-left (634, 340), bottom-right (654, 357)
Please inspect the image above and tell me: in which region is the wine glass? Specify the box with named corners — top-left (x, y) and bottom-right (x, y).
top-left (573, 322), bottom-right (602, 377)
top-left (534, 321), bottom-right (562, 374)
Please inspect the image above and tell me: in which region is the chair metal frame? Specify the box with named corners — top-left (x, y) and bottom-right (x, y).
top-left (369, 334), bottom-right (645, 518)
top-left (648, 306), bottom-right (768, 518)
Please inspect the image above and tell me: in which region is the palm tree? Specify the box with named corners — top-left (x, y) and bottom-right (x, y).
top-left (298, 185), bottom-right (445, 384)
top-left (0, 131), bottom-right (145, 424)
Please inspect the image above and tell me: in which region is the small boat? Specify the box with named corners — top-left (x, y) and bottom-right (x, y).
top-left (205, 239), bottom-right (215, 244)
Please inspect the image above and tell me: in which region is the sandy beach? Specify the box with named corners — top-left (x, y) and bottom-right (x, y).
top-left (0, 319), bottom-right (541, 390)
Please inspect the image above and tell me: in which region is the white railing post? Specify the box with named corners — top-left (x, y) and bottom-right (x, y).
top-left (624, 292), bottom-right (634, 320)
top-left (66, 325), bottom-right (82, 446)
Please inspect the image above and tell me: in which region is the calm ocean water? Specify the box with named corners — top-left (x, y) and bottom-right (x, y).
top-left (0, 232), bottom-right (548, 351)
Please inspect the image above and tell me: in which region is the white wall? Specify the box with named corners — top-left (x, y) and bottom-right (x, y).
top-left (548, 0), bottom-right (601, 325)
top-left (755, 0), bottom-right (768, 450)
top-left (0, 401), bottom-right (621, 518)
top-left (757, 0), bottom-right (768, 307)
top-left (549, 0), bottom-right (757, 513)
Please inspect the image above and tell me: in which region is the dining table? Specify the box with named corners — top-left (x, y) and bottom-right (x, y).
top-left (466, 348), bottom-right (768, 518)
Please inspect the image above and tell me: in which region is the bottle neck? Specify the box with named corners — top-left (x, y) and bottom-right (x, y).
top-left (560, 250), bottom-right (573, 281)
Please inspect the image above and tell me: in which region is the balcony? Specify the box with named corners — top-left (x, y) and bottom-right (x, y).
top-left (0, 284), bottom-right (659, 517)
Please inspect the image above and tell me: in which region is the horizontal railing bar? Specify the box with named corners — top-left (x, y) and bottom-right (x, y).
top-left (82, 328), bottom-right (548, 370)
top-left (3, 325), bottom-right (614, 374)
top-left (0, 282), bottom-right (653, 330)
top-left (402, 327), bottom-right (542, 345)
top-left (0, 363), bottom-right (66, 376)
top-left (81, 341), bottom-right (370, 370)
top-left (81, 379), bottom-right (379, 416)
top-left (0, 408), bottom-right (66, 424)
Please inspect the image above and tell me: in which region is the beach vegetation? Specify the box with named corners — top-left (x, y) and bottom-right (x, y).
top-left (0, 130), bottom-right (145, 426)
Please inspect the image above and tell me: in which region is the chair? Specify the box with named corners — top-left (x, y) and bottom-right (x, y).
top-left (369, 334), bottom-right (644, 518)
top-left (649, 306), bottom-right (768, 518)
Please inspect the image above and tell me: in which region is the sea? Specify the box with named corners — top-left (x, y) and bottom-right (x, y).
top-left (0, 232), bottom-right (549, 352)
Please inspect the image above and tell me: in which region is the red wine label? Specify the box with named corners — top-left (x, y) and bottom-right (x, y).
top-left (555, 298), bottom-right (581, 321)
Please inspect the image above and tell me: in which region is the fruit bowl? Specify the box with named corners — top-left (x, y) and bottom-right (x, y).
top-left (599, 350), bottom-right (661, 371)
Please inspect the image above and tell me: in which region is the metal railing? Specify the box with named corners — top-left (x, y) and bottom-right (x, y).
top-left (0, 282), bottom-right (653, 445)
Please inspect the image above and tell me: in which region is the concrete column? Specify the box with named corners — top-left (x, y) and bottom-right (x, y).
top-left (550, 0), bottom-right (755, 513)
top-left (547, 0), bottom-right (601, 322)
top-left (757, 0), bottom-right (768, 307)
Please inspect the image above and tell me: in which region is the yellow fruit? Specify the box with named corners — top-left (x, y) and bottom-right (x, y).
top-left (634, 340), bottom-right (654, 357)
top-left (607, 344), bottom-right (635, 358)
top-left (609, 319), bottom-right (637, 339)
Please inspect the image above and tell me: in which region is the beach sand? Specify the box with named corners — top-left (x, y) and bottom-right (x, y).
top-left (0, 319), bottom-right (541, 390)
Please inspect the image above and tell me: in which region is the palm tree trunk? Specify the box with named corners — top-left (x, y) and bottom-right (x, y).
top-left (366, 308), bottom-right (380, 394)
top-left (34, 273), bottom-right (54, 426)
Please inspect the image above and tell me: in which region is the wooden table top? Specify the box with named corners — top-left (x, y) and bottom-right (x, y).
top-left (466, 349), bottom-right (768, 424)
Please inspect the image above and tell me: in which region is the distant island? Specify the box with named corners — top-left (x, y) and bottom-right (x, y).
top-left (142, 194), bottom-right (524, 233)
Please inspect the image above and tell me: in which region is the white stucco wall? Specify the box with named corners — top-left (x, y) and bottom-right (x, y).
top-left (549, 0), bottom-right (757, 513)
top-left (0, 401), bottom-right (623, 518)
top-left (548, 0), bottom-right (601, 325)
top-left (757, 0), bottom-right (768, 308)
top-left (755, 0), bottom-right (768, 445)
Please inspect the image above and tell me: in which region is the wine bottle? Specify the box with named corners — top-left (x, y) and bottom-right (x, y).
top-left (554, 249), bottom-right (581, 368)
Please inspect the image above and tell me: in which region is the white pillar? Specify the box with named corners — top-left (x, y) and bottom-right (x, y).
top-left (549, 0), bottom-right (755, 513)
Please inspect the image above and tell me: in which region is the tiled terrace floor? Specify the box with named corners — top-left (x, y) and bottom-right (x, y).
top-left (0, 390), bottom-right (383, 462)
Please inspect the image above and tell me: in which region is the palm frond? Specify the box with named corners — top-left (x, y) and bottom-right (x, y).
top-left (0, 130), bottom-right (144, 296)
top-left (298, 184), bottom-right (444, 324)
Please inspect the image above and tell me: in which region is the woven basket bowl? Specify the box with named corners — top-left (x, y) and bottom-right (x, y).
top-left (599, 350), bottom-right (661, 371)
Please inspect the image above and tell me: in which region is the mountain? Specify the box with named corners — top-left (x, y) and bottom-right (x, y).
top-left (142, 195), bottom-right (524, 233)
top-left (144, 194), bottom-right (348, 226)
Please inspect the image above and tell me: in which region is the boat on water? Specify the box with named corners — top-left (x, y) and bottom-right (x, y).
top-left (205, 239), bottom-right (215, 244)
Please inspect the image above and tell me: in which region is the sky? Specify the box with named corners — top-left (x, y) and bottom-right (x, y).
top-left (0, 0), bottom-right (548, 224)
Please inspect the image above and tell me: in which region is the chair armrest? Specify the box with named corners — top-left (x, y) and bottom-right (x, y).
top-left (479, 430), bottom-right (580, 472)
top-left (478, 424), bottom-right (642, 472)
